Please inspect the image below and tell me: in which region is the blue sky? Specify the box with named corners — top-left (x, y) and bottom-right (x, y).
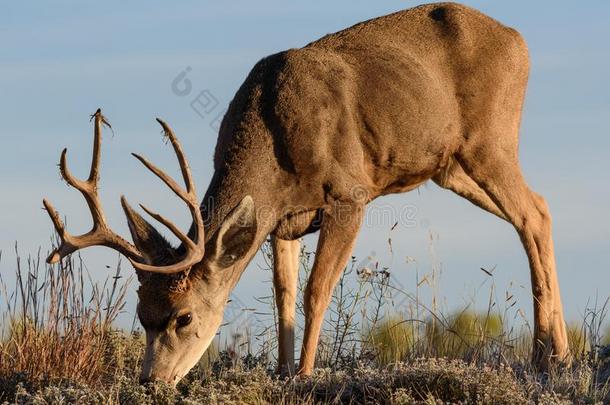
top-left (1, 1), bottom-right (608, 329)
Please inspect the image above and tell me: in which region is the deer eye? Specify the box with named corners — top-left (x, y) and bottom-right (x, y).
top-left (176, 313), bottom-right (192, 328)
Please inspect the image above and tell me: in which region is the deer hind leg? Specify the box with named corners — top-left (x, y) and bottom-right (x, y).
top-left (456, 143), bottom-right (569, 369)
top-left (271, 236), bottom-right (301, 377)
top-left (433, 158), bottom-right (507, 222)
top-left (298, 203), bottom-right (364, 376)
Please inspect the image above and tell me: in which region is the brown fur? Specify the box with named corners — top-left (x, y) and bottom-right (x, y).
top-left (271, 237), bottom-right (300, 376)
top-left (198, 2), bottom-right (569, 375)
top-left (46, 2), bottom-right (570, 383)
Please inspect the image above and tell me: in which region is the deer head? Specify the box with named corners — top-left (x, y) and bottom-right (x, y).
top-left (43, 109), bottom-right (257, 385)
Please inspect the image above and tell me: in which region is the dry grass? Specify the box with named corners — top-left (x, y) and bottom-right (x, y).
top-left (0, 239), bottom-right (608, 404)
top-left (0, 246), bottom-right (133, 400)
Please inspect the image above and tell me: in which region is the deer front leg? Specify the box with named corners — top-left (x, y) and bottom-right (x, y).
top-left (298, 203), bottom-right (364, 376)
top-left (272, 236), bottom-right (301, 377)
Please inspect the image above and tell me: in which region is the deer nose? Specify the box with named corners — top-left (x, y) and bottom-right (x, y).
top-left (139, 373), bottom-right (177, 385)
top-left (139, 371), bottom-right (159, 384)
top-left (139, 376), bottom-right (152, 385)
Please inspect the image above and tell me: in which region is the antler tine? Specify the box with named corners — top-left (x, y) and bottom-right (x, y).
top-left (43, 109), bottom-right (145, 265)
top-left (88, 108), bottom-right (106, 183)
top-left (138, 203), bottom-right (196, 250)
top-left (155, 119), bottom-right (205, 244)
top-left (131, 153), bottom-right (192, 205)
top-left (126, 119), bottom-right (205, 275)
top-left (42, 198), bottom-right (69, 263)
top-left (156, 118), bottom-right (195, 195)
top-left (59, 110), bottom-right (106, 227)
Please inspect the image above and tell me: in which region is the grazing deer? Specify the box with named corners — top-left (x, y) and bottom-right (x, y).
top-left (44, 2), bottom-right (569, 385)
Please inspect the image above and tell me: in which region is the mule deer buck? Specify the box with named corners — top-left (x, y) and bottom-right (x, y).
top-left (44, 2), bottom-right (569, 384)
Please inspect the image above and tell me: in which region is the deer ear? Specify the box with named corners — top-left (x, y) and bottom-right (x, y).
top-left (210, 195), bottom-right (257, 268)
top-left (121, 196), bottom-right (177, 265)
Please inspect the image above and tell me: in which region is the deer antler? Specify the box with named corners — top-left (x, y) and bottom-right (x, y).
top-left (43, 109), bottom-right (144, 264)
top-left (126, 119), bottom-right (205, 274)
top-left (43, 109), bottom-right (205, 275)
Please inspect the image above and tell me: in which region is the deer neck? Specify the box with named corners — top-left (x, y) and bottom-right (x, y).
top-left (196, 163), bottom-right (281, 292)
